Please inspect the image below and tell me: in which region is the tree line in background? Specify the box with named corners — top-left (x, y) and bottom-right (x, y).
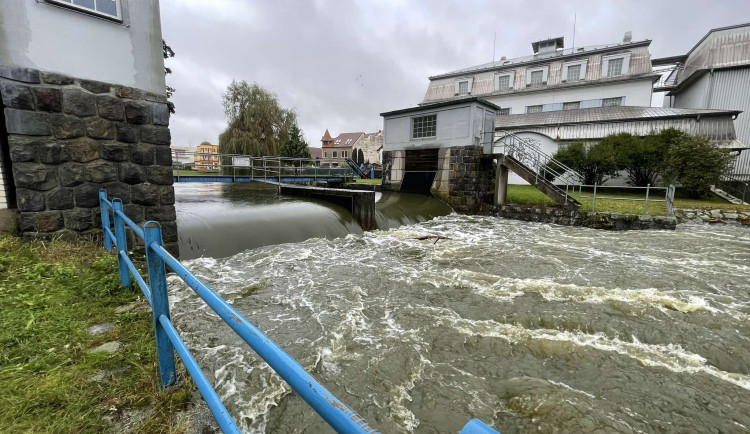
top-left (550, 128), bottom-right (732, 198)
top-left (218, 81), bottom-right (311, 161)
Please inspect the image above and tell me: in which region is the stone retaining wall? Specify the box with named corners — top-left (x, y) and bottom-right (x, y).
top-left (479, 204), bottom-right (677, 230)
top-left (674, 208), bottom-right (750, 225)
top-left (0, 66), bottom-right (177, 254)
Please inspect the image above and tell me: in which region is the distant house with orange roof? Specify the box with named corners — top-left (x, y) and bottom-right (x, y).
top-left (319, 129), bottom-right (383, 167)
top-left (320, 129), bottom-right (362, 167)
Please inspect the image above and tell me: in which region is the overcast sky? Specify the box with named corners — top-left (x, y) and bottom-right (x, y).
top-left (160, 0), bottom-right (748, 149)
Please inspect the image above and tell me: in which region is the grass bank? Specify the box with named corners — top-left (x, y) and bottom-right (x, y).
top-left (506, 185), bottom-right (750, 216)
top-left (0, 236), bottom-right (194, 433)
top-left (355, 178), bottom-right (382, 185)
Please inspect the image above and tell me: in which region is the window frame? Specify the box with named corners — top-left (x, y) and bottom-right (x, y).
top-left (411, 114), bottom-right (437, 139)
top-left (46, 0), bottom-right (124, 22)
top-left (496, 75), bottom-right (511, 91)
top-left (498, 108), bottom-right (511, 116)
top-left (332, 151), bottom-right (338, 158)
top-left (458, 81), bottom-right (469, 96)
top-left (602, 97), bottom-right (624, 107)
top-left (529, 70), bottom-right (544, 86)
top-left (526, 105), bottom-right (543, 114)
top-left (562, 101), bottom-right (581, 110)
top-left (526, 66), bottom-right (549, 87)
top-left (602, 53), bottom-right (631, 77)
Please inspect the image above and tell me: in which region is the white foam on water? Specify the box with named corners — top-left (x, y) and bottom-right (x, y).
top-left (441, 311), bottom-right (750, 391)
top-left (547, 379), bottom-right (596, 399)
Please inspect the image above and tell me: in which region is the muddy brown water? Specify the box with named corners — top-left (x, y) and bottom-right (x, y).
top-left (172, 183), bottom-right (750, 433)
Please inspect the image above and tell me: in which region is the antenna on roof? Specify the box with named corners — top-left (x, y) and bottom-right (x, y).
top-left (572, 13), bottom-right (576, 52)
top-left (492, 31), bottom-right (497, 63)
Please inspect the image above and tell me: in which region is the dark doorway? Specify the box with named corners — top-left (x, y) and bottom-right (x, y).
top-left (400, 148), bottom-right (438, 195)
top-left (0, 104), bottom-right (17, 209)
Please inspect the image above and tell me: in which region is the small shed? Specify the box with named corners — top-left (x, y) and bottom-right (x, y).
top-left (379, 97), bottom-right (499, 196)
top-left (380, 97), bottom-right (500, 152)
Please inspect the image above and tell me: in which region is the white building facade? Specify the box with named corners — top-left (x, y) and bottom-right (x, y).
top-left (656, 23), bottom-right (750, 179)
top-left (422, 35), bottom-right (657, 117)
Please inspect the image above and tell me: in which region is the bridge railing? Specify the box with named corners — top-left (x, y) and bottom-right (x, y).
top-left (97, 190), bottom-right (380, 433)
top-left (172, 151), bottom-right (356, 181)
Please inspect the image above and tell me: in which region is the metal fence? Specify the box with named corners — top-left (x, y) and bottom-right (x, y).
top-left (172, 151), bottom-right (355, 182)
top-left (97, 190), bottom-right (497, 434)
top-left (576, 184), bottom-right (676, 216)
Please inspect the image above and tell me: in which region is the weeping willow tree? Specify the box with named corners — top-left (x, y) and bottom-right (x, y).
top-left (218, 81), bottom-right (297, 173)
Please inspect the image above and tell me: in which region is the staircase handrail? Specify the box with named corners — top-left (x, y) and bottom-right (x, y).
top-left (493, 133), bottom-right (584, 185)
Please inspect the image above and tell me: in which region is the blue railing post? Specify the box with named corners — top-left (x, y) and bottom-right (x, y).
top-left (144, 221), bottom-right (177, 387)
top-left (112, 199), bottom-right (131, 288)
top-left (99, 190), bottom-right (112, 251)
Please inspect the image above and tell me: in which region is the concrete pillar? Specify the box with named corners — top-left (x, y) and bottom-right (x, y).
top-left (495, 163), bottom-right (508, 205)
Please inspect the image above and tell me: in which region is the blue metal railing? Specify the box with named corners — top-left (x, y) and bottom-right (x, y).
top-left (98, 190), bottom-right (498, 434)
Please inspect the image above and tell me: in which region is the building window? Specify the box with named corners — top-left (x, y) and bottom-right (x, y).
top-left (342, 151), bottom-right (348, 158)
top-left (47, 0), bottom-right (122, 21)
top-left (458, 81), bottom-right (469, 95)
top-left (497, 75), bottom-right (510, 91)
top-left (602, 97), bottom-right (623, 107)
top-left (563, 101), bottom-right (580, 110)
top-left (526, 105), bottom-right (543, 113)
top-left (345, 138), bottom-right (352, 145)
top-left (566, 65), bottom-right (581, 82)
top-left (607, 58), bottom-right (624, 77)
top-left (334, 139), bottom-right (341, 144)
top-left (412, 114), bottom-right (437, 139)
top-left (332, 163), bottom-right (339, 168)
top-left (530, 70), bottom-right (544, 86)
top-left (498, 108), bottom-right (511, 116)
top-left (333, 151), bottom-right (338, 158)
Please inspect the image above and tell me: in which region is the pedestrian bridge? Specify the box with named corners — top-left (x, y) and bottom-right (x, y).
top-left (171, 151), bottom-right (357, 184)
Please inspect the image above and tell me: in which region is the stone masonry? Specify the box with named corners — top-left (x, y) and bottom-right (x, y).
top-left (0, 66), bottom-right (177, 255)
top-left (442, 145), bottom-right (494, 212)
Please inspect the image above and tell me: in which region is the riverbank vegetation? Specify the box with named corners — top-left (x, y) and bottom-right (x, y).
top-left (506, 185), bottom-right (750, 215)
top-left (0, 236), bottom-right (193, 433)
top-left (551, 129), bottom-right (733, 198)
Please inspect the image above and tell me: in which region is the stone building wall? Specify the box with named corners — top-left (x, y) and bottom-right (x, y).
top-left (381, 145), bottom-right (495, 213)
top-left (0, 66), bottom-right (177, 254)
top-left (480, 204), bottom-right (677, 230)
top-left (439, 145), bottom-right (494, 212)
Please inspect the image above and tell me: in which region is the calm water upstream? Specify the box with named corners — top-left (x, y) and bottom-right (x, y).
top-left (171, 183), bottom-right (750, 433)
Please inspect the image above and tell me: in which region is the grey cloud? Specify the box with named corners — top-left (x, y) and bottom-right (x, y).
top-left (161, 0), bottom-right (749, 148)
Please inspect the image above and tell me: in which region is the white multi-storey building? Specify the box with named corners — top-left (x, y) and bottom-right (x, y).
top-left (422, 34), bottom-right (657, 116)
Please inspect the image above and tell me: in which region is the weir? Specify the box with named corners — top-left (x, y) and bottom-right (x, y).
top-left (278, 183), bottom-right (376, 230)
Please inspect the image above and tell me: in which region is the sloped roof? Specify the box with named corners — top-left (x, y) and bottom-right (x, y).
top-left (430, 40), bottom-right (651, 80)
top-left (308, 147), bottom-right (323, 159)
top-left (496, 106), bottom-right (741, 129)
top-left (322, 132), bottom-right (363, 148)
top-left (321, 129), bottom-right (332, 141)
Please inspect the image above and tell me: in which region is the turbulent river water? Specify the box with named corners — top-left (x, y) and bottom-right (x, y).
top-left (171, 183), bottom-right (750, 433)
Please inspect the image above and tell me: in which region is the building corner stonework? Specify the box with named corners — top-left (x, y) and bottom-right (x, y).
top-left (0, 66), bottom-right (178, 255)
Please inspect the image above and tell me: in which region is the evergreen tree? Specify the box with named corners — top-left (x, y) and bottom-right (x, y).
top-left (280, 123), bottom-right (311, 160)
top-left (351, 147), bottom-right (357, 163)
top-left (358, 148), bottom-right (365, 165)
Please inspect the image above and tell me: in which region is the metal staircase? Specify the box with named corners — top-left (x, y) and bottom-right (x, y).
top-left (486, 133), bottom-right (583, 210)
top-left (346, 158), bottom-right (367, 179)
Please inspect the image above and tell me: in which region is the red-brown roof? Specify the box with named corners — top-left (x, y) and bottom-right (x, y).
top-left (322, 132), bottom-right (364, 148)
top-left (321, 129), bottom-right (332, 140)
top-left (308, 147), bottom-right (323, 159)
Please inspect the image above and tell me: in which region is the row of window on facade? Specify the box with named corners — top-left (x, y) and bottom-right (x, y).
top-left (323, 150), bottom-right (350, 159)
top-left (47, 0), bottom-right (123, 21)
top-left (456, 53), bottom-right (631, 96)
top-left (333, 138), bottom-right (354, 145)
top-left (496, 96), bottom-right (625, 115)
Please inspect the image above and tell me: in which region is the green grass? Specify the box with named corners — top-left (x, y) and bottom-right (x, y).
top-left (506, 185), bottom-right (750, 216)
top-left (354, 178), bottom-right (382, 185)
top-left (0, 236), bottom-right (194, 433)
